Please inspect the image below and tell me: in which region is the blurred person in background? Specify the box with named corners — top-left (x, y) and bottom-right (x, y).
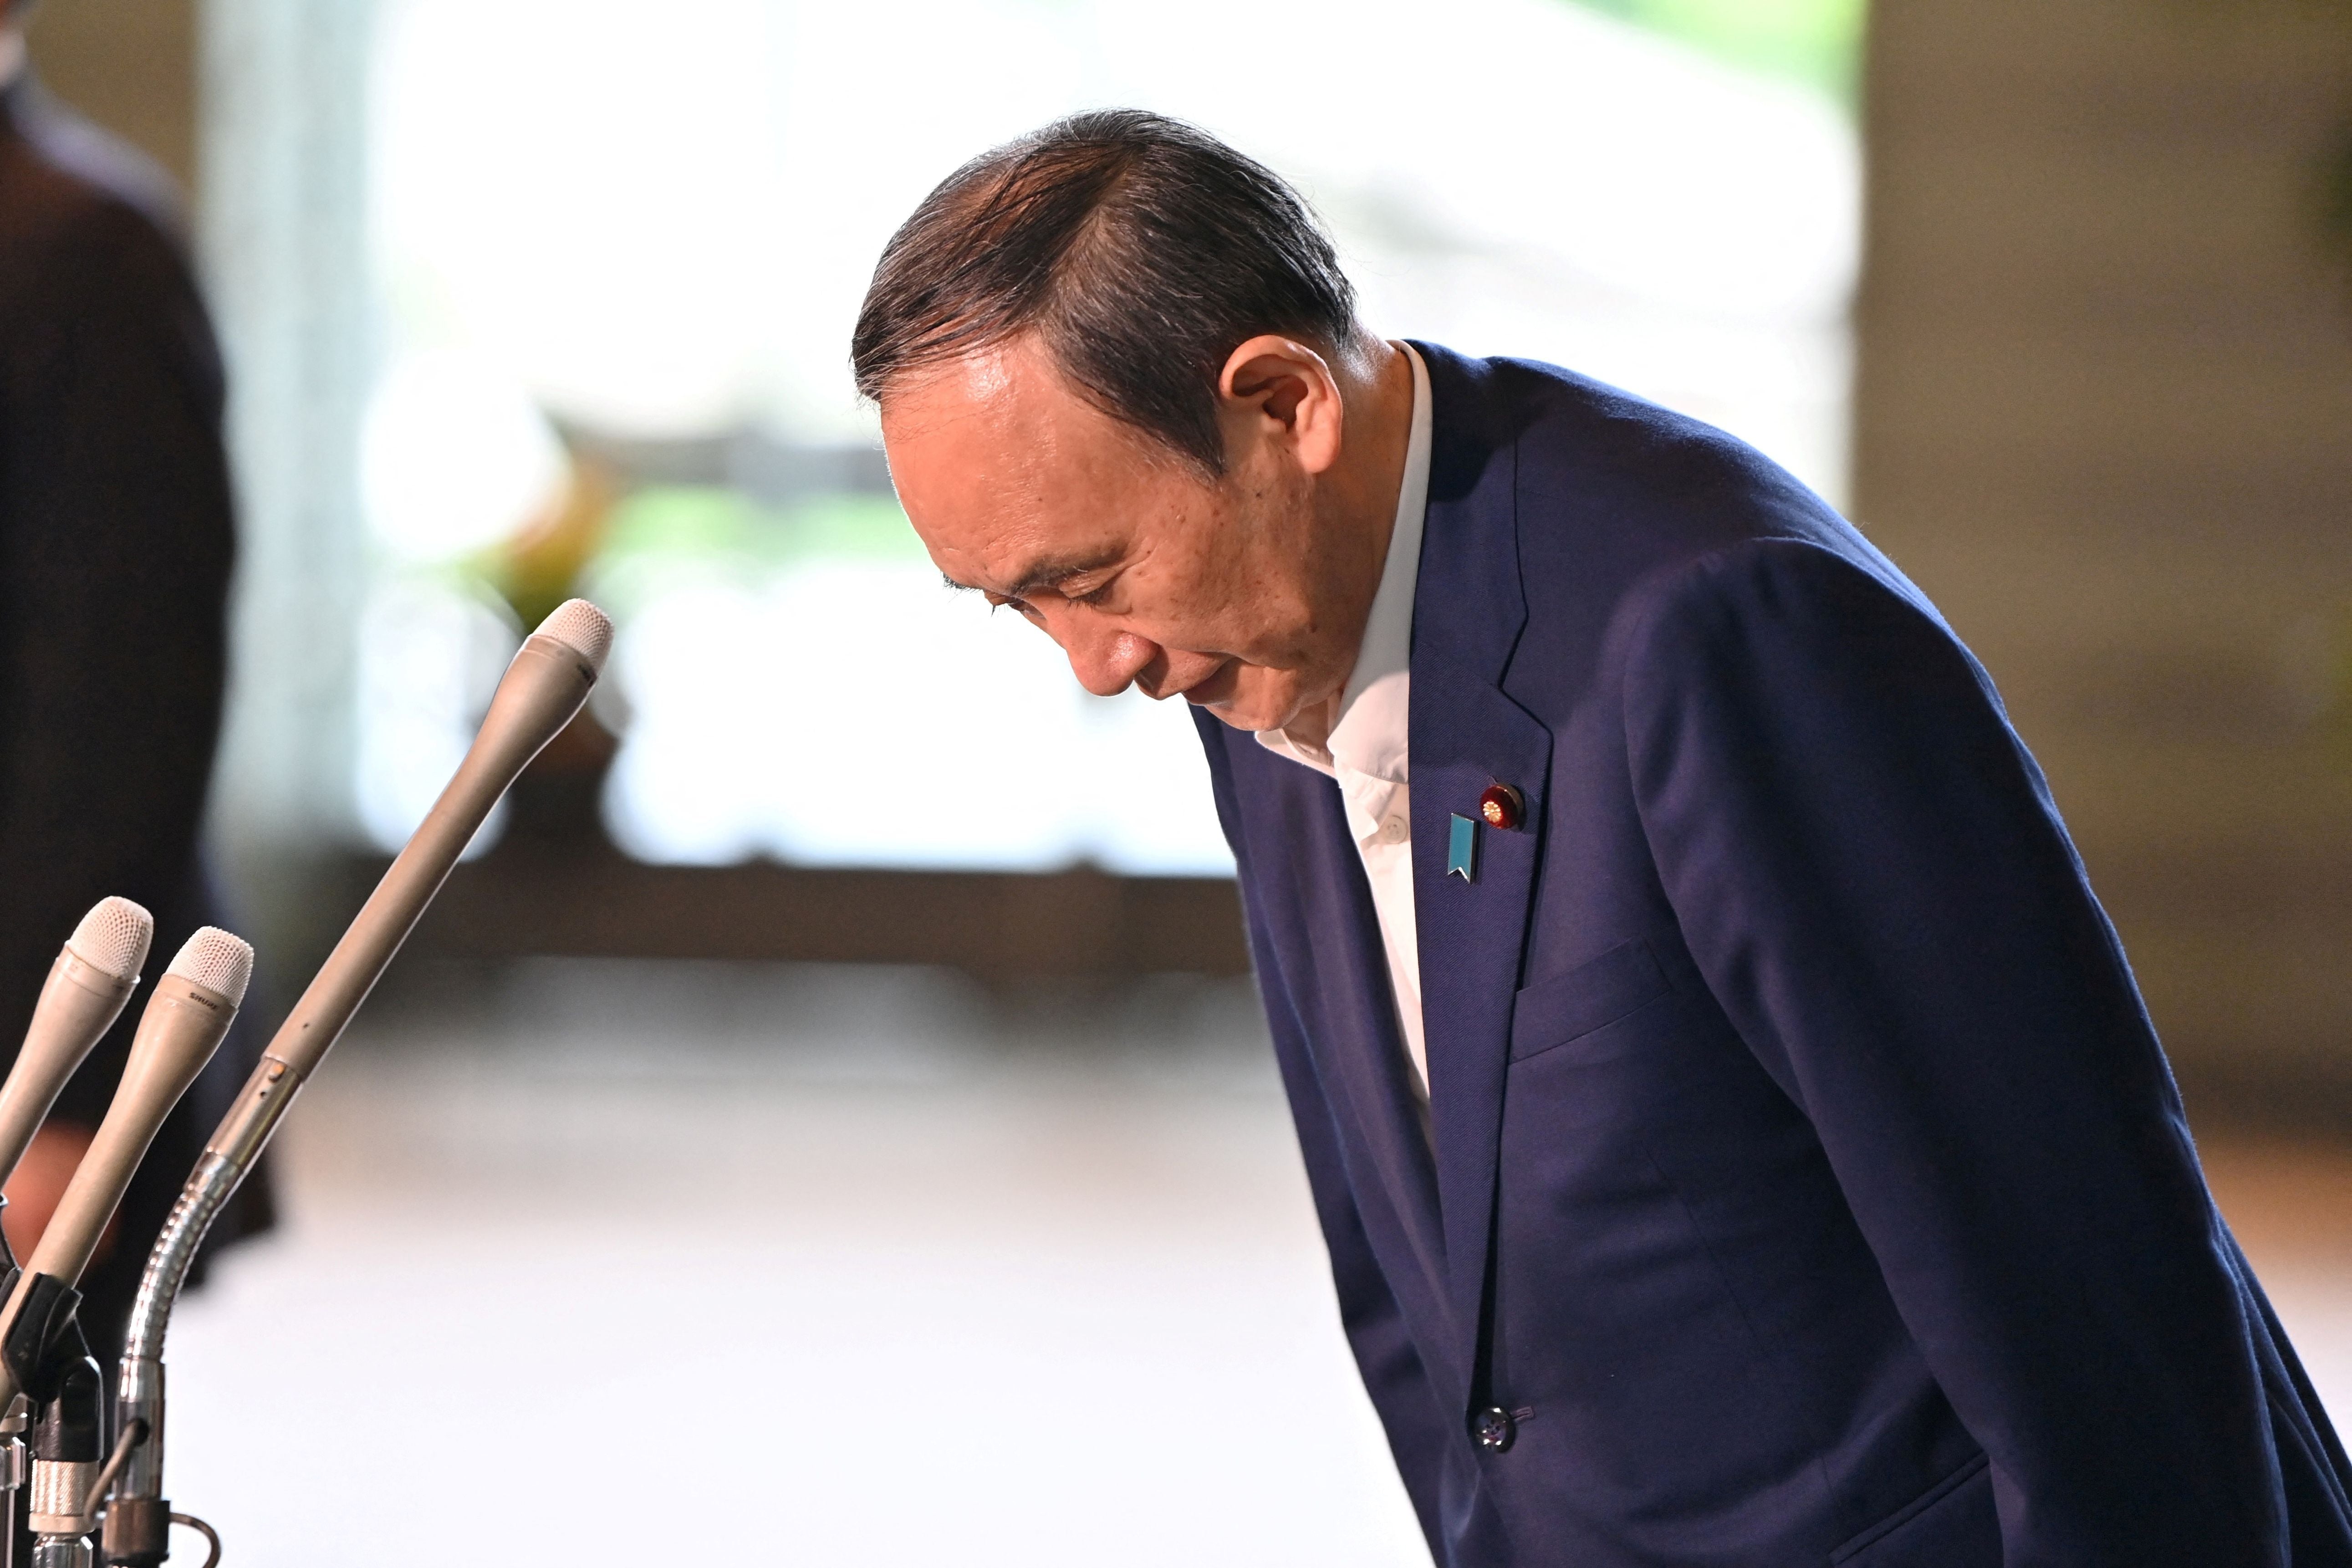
top-left (857, 112), bottom-right (2352, 1566)
top-left (0, 0), bottom-right (269, 1363)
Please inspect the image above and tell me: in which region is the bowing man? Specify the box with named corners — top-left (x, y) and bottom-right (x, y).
top-left (852, 110), bottom-right (2352, 1566)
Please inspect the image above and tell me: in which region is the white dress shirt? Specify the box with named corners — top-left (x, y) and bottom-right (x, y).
top-left (1257, 342), bottom-right (1434, 1098)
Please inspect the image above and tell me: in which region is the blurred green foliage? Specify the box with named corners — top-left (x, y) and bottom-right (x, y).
top-left (1565, 0), bottom-right (1867, 103)
top-left (583, 486), bottom-right (923, 619)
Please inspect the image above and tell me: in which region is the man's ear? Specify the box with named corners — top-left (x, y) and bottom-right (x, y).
top-left (1217, 336), bottom-right (1345, 475)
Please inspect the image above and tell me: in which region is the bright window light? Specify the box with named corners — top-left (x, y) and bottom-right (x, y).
top-left (363, 0), bottom-right (1862, 874)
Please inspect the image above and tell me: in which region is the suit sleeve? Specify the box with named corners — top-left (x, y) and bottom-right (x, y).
top-left (0, 197), bottom-right (234, 1122)
top-left (1622, 537), bottom-right (2282, 1564)
top-left (1191, 710), bottom-right (1454, 1554)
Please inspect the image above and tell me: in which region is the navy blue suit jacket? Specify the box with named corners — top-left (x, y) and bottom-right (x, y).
top-left (1193, 345), bottom-right (2352, 1565)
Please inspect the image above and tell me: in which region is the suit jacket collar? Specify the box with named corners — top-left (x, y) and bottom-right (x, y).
top-left (1405, 343), bottom-right (1554, 1405)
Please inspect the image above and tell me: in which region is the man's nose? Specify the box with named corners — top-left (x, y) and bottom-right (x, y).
top-left (1065, 623), bottom-right (1157, 697)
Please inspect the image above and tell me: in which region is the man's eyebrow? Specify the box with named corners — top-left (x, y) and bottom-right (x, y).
top-left (945, 549), bottom-right (1124, 602)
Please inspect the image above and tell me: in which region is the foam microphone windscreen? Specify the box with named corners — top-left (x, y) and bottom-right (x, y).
top-left (65, 896), bottom-right (154, 983)
top-left (164, 926), bottom-right (253, 1008)
top-left (534, 598), bottom-right (614, 672)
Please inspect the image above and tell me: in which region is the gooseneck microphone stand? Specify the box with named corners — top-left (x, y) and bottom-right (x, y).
top-left (99, 1199), bottom-right (207, 1568)
top-left (98, 599), bottom-right (611, 1568)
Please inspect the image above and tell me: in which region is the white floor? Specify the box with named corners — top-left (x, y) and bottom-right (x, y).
top-left (150, 960), bottom-right (2352, 1567)
top-left (158, 962), bottom-right (1429, 1567)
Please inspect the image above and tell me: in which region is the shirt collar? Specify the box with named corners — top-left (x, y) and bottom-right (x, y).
top-left (1258, 340), bottom-right (1433, 781)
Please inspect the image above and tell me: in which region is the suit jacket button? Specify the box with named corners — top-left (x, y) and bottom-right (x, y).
top-left (1471, 1406), bottom-right (1515, 1452)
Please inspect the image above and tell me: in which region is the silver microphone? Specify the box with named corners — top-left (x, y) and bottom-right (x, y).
top-left (102, 599), bottom-right (612, 1568)
top-left (0, 898), bottom-right (155, 1194)
top-left (0, 899), bottom-right (153, 1558)
top-left (0, 927), bottom-right (253, 1412)
top-left (4, 927), bottom-right (249, 1559)
top-left (217, 596), bottom-right (612, 1144)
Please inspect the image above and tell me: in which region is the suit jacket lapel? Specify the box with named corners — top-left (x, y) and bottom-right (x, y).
top-left (1240, 751), bottom-right (1452, 1332)
top-left (1408, 345), bottom-right (1552, 1406)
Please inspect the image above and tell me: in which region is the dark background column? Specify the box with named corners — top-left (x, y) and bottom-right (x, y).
top-left (1855, 0), bottom-right (2352, 1117)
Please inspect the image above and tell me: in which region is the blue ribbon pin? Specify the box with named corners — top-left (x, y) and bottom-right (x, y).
top-left (1448, 813), bottom-right (1478, 883)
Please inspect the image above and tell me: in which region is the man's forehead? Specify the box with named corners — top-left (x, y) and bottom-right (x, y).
top-left (880, 347), bottom-right (1020, 436)
top-left (883, 337), bottom-right (1173, 476)
top-left (882, 352), bottom-right (1068, 521)
top-left (880, 337), bottom-right (1085, 450)
top-left (884, 341), bottom-right (1150, 594)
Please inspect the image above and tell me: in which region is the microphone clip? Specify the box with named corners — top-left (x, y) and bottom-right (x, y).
top-left (0, 1277), bottom-right (88, 1412)
top-left (0, 1275), bottom-right (102, 1568)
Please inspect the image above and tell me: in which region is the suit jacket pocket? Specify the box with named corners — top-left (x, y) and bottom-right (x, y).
top-left (1510, 937), bottom-right (1672, 1064)
top-left (1830, 1453), bottom-right (1996, 1566)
